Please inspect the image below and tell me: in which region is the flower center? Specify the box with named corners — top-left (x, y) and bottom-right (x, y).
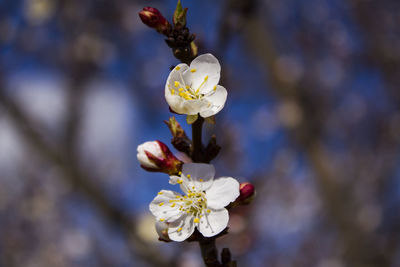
top-left (176, 190), bottom-right (206, 217)
top-left (169, 69), bottom-right (217, 102)
top-left (166, 179), bottom-right (211, 223)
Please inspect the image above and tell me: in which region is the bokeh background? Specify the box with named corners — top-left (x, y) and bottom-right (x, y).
top-left (0, 0), bottom-right (400, 266)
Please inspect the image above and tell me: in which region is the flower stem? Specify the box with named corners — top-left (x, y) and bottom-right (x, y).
top-left (191, 116), bottom-right (204, 162)
top-left (199, 237), bottom-right (221, 267)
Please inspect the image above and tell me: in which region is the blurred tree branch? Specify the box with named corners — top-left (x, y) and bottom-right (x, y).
top-left (348, 0), bottom-right (400, 261)
top-left (0, 78), bottom-right (172, 267)
top-left (216, 0), bottom-right (399, 266)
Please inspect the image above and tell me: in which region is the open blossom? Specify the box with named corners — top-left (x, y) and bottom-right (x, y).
top-left (137, 140), bottom-right (182, 175)
top-left (149, 163), bottom-right (239, 241)
top-left (165, 53), bottom-right (228, 118)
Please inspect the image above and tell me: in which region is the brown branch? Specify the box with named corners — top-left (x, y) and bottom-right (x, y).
top-left (199, 237), bottom-right (221, 267)
top-left (191, 116), bottom-right (205, 163)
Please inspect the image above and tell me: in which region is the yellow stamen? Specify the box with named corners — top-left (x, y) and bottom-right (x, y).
top-left (185, 85), bottom-right (190, 89)
top-left (179, 88), bottom-right (184, 92)
top-left (160, 218), bottom-right (165, 222)
top-left (213, 85), bottom-right (217, 91)
top-left (179, 92), bottom-right (192, 100)
top-left (174, 81), bottom-right (180, 87)
top-left (190, 69), bottom-right (197, 73)
top-left (175, 66), bottom-right (181, 71)
top-left (171, 89), bottom-right (175, 95)
top-left (178, 171), bottom-right (182, 175)
top-left (194, 218), bottom-right (200, 223)
top-left (195, 75), bottom-right (209, 94)
top-left (171, 203), bottom-right (176, 207)
top-left (177, 227), bottom-right (183, 232)
top-left (199, 179), bottom-right (204, 182)
top-left (158, 192), bottom-right (163, 195)
top-left (187, 174), bottom-right (191, 178)
top-left (207, 209), bottom-right (211, 213)
top-left (177, 179), bottom-right (183, 184)
top-left (159, 202), bottom-right (164, 206)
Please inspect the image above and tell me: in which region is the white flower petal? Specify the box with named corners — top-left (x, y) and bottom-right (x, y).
top-left (155, 221), bottom-right (170, 241)
top-left (165, 63), bottom-right (193, 114)
top-left (199, 85), bottom-right (228, 118)
top-left (206, 177), bottom-right (240, 209)
top-left (181, 99), bottom-right (209, 115)
top-left (169, 175), bottom-right (180, 185)
top-left (137, 152), bottom-right (157, 168)
top-left (168, 214), bottom-right (195, 242)
top-left (182, 163), bottom-right (215, 191)
top-left (186, 54), bottom-right (221, 94)
top-left (149, 190), bottom-right (184, 222)
top-left (165, 94), bottom-right (203, 115)
top-left (137, 141), bottom-right (164, 168)
top-left (198, 208), bottom-right (229, 237)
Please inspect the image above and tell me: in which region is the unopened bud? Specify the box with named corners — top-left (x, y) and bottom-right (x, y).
top-left (237, 182), bottom-right (255, 205)
top-left (137, 140), bottom-right (182, 175)
top-left (165, 116), bottom-right (186, 138)
top-left (139, 7), bottom-right (171, 35)
top-left (155, 221), bottom-right (171, 242)
top-left (173, 0), bottom-right (188, 27)
top-left (164, 117), bottom-right (192, 155)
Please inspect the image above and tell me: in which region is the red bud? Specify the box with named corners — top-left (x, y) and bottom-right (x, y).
top-left (237, 182), bottom-right (255, 204)
top-left (139, 7), bottom-right (171, 35)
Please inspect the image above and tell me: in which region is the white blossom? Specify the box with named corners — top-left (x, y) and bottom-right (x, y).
top-left (165, 54), bottom-right (227, 118)
top-left (149, 163), bottom-right (239, 241)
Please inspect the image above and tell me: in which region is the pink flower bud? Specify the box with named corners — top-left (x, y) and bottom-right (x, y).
top-left (138, 7), bottom-right (171, 35)
top-left (237, 182), bottom-right (255, 205)
top-left (137, 140), bottom-right (182, 175)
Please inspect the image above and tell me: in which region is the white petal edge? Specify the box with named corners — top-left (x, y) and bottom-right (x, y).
top-left (149, 190), bottom-right (183, 222)
top-left (165, 63), bottom-right (193, 114)
top-left (206, 177), bottom-right (240, 209)
top-left (182, 163), bottom-right (215, 191)
top-left (197, 208), bottom-right (229, 237)
top-left (187, 53), bottom-right (221, 94)
top-left (137, 152), bottom-right (157, 168)
top-left (168, 214), bottom-right (195, 242)
top-left (137, 141), bottom-right (163, 168)
top-left (199, 85), bottom-right (228, 118)
top-left (169, 175), bottom-right (180, 185)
